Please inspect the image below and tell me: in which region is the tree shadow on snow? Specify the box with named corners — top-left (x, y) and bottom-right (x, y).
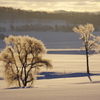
top-left (4, 86), bottom-right (34, 89)
top-left (0, 77), bottom-right (4, 80)
top-left (47, 50), bottom-right (95, 55)
top-left (5, 87), bottom-right (21, 89)
top-left (37, 72), bottom-right (100, 81)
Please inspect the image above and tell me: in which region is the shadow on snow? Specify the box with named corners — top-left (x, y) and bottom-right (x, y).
top-left (47, 50), bottom-right (95, 55)
top-left (3, 72), bottom-right (100, 89)
top-left (5, 86), bottom-right (33, 89)
top-left (0, 77), bottom-right (4, 80)
top-left (37, 72), bottom-right (100, 81)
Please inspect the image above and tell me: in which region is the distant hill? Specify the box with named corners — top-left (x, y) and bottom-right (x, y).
top-left (54, 10), bottom-right (68, 13)
top-left (0, 7), bottom-right (100, 25)
top-left (0, 7), bottom-right (100, 32)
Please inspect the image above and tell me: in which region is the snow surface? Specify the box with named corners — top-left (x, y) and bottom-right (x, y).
top-left (0, 51), bottom-right (100, 100)
top-left (0, 31), bottom-right (100, 49)
top-left (0, 28), bottom-right (100, 99)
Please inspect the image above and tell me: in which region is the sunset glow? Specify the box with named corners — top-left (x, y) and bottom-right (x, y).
top-left (0, 0), bottom-right (100, 12)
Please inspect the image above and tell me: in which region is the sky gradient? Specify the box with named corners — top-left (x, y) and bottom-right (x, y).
top-left (0, 0), bottom-right (100, 12)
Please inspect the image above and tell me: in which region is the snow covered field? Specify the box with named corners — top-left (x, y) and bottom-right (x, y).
top-left (0, 50), bottom-right (100, 100)
top-left (0, 29), bottom-right (100, 99)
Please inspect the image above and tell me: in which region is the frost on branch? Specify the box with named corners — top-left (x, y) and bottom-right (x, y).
top-left (0, 35), bottom-right (53, 87)
top-left (73, 23), bottom-right (98, 51)
top-left (94, 36), bottom-right (100, 53)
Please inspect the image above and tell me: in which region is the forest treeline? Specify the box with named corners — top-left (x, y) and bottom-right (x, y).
top-left (0, 7), bottom-right (100, 31)
top-left (9, 24), bottom-right (73, 32)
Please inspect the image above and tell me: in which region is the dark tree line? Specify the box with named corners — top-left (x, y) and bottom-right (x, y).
top-left (0, 7), bottom-right (100, 27)
top-left (0, 7), bottom-right (100, 32)
top-left (10, 24), bottom-right (73, 32)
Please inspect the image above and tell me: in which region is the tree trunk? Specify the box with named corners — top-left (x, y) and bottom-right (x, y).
top-left (24, 77), bottom-right (27, 87)
top-left (85, 47), bottom-right (90, 75)
top-left (23, 67), bottom-right (27, 87)
top-left (18, 77), bottom-right (21, 87)
top-left (24, 81), bottom-right (27, 87)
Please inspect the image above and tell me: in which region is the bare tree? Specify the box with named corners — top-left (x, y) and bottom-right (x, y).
top-left (0, 35), bottom-right (52, 87)
top-left (73, 23), bottom-right (98, 75)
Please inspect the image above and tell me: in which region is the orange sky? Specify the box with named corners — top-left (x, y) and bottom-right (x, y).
top-left (0, 0), bottom-right (100, 12)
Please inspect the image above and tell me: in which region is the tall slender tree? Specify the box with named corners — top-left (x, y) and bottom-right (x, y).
top-left (73, 23), bottom-right (98, 74)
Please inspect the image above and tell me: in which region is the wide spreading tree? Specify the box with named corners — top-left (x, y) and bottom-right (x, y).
top-left (0, 35), bottom-right (52, 87)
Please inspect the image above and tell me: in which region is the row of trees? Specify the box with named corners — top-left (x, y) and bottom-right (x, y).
top-left (0, 7), bottom-right (100, 27)
top-left (0, 23), bottom-right (99, 32)
top-left (10, 24), bottom-right (73, 32)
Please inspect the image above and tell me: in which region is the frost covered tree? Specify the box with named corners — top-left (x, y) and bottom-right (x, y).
top-left (0, 35), bottom-right (52, 87)
top-left (73, 23), bottom-right (98, 75)
top-left (95, 37), bottom-right (100, 52)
